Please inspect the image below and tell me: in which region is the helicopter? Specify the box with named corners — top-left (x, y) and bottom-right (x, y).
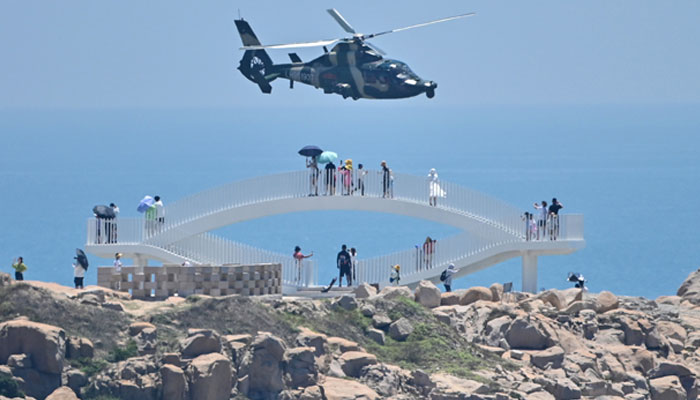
top-left (234, 9), bottom-right (474, 100)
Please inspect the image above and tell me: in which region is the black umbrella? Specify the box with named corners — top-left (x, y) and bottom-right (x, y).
top-left (75, 248), bottom-right (89, 270)
top-left (298, 145), bottom-right (323, 157)
top-left (93, 205), bottom-right (116, 219)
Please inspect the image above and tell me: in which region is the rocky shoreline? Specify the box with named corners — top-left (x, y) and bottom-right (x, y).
top-left (2, 269), bottom-right (700, 400)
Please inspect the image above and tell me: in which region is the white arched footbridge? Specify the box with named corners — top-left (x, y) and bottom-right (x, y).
top-left (85, 170), bottom-right (584, 294)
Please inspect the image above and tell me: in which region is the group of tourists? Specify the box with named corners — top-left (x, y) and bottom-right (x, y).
top-left (10, 253), bottom-right (88, 289)
top-left (293, 244), bottom-right (359, 288)
top-left (94, 203), bottom-right (120, 244)
top-left (523, 198), bottom-right (564, 240)
top-left (306, 158), bottom-right (393, 198)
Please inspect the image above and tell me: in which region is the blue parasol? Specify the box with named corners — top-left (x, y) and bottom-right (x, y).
top-left (318, 151), bottom-right (338, 164)
top-left (137, 196), bottom-right (155, 213)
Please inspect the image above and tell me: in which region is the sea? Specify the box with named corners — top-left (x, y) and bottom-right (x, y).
top-left (1, 104), bottom-right (698, 299)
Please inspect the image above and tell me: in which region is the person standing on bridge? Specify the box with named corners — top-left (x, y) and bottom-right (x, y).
top-left (356, 164), bottom-right (367, 196)
top-left (293, 246), bottom-right (313, 285)
top-left (154, 196), bottom-right (165, 230)
top-left (325, 161), bottom-right (337, 196)
top-left (307, 156), bottom-right (319, 196)
top-left (337, 244), bottom-right (352, 287)
top-left (427, 168), bottom-right (445, 206)
top-left (381, 161), bottom-right (390, 198)
top-left (548, 198), bottom-right (564, 240)
top-left (533, 200), bottom-right (548, 240)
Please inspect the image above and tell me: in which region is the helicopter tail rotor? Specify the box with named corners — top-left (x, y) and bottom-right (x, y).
top-left (235, 19), bottom-right (277, 93)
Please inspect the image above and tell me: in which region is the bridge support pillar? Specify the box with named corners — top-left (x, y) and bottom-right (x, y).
top-left (522, 253), bottom-right (538, 293)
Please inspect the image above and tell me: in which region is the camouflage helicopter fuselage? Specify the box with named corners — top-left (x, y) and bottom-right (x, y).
top-left (236, 19), bottom-right (437, 100)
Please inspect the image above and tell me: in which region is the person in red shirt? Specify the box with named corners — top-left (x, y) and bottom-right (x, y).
top-left (293, 246), bottom-right (313, 285)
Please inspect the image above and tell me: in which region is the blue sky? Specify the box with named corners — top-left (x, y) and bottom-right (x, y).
top-left (1, 1), bottom-right (699, 108)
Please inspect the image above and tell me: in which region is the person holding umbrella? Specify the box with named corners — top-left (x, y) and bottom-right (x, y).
top-left (299, 146), bottom-right (323, 196)
top-left (11, 257), bottom-right (27, 281)
top-left (73, 249), bottom-right (89, 289)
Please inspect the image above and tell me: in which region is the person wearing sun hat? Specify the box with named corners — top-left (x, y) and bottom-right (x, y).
top-left (389, 264), bottom-right (401, 285)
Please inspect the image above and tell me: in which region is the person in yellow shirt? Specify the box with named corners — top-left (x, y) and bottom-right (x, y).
top-left (11, 257), bottom-right (27, 281)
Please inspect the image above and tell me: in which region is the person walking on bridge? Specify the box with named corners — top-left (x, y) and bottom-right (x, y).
top-left (337, 244), bottom-right (352, 287)
top-left (442, 263), bottom-right (457, 292)
top-left (533, 200), bottom-right (548, 240)
top-left (381, 161), bottom-right (390, 198)
top-left (11, 257), bottom-right (27, 281)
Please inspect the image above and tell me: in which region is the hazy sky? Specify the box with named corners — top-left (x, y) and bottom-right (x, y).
top-left (1, 1), bottom-right (699, 108)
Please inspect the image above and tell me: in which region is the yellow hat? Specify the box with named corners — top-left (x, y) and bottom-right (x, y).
top-left (393, 264), bottom-right (400, 270)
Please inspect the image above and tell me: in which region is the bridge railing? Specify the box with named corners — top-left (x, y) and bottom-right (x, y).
top-left (356, 231), bottom-right (501, 285)
top-left (156, 169), bottom-right (525, 235)
top-left (86, 218), bottom-right (143, 245)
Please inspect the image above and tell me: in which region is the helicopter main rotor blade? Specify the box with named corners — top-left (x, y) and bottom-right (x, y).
top-left (241, 38), bottom-right (339, 50)
top-left (327, 9), bottom-right (356, 34)
top-left (364, 12), bottom-right (475, 40)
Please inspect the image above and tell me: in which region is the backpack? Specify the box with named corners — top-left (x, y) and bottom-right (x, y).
top-left (440, 270), bottom-right (448, 282)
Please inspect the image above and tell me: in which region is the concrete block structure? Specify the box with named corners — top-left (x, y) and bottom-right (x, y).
top-left (97, 263), bottom-right (282, 299)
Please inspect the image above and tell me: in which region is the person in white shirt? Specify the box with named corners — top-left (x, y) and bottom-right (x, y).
top-left (443, 263), bottom-right (458, 292)
top-left (113, 253), bottom-right (123, 290)
top-left (154, 196), bottom-right (165, 229)
top-left (73, 262), bottom-right (86, 289)
top-left (533, 201), bottom-right (548, 240)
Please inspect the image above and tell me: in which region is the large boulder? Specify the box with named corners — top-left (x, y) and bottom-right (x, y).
top-left (332, 295), bottom-right (358, 311)
top-left (677, 268), bottom-right (700, 305)
top-left (354, 283), bottom-right (377, 299)
top-left (0, 319), bottom-right (66, 374)
top-left (377, 286), bottom-right (414, 301)
top-left (414, 280), bottom-right (441, 308)
top-left (430, 373), bottom-right (489, 397)
top-left (595, 291), bottom-right (619, 313)
top-left (285, 347), bottom-right (318, 388)
top-left (296, 327), bottom-right (328, 356)
top-left (530, 346), bottom-right (565, 369)
top-left (66, 336), bottom-right (94, 359)
top-left (321, 376), bottom-right (379, 400)
top-left (388, 318), bottom-right (414, 341)
top-left (45, 387), bottom-right (80, 400)
top-left (440, 291), bottom-right (462, 306)
top-left (128, 322), bottom-right (156, 336)
top-left (240, 333), bottom-right (286, 398)
top-left (187, 353), bottom-right (232, 400)
top-left (505, 317), bottom-right (549, 350)
top-left (327, 337), bottom-right (361, 353)
top-left (161, 364), bottom-right (188, 400)
top-left (650, 375), bottom-right (686, 400)
top-left (372, 315), bottom-right (392, 330)
top-left (180, 329), bottom-right (222, 359)
top-left (460, 287), bottom-right (493, 306)
top-left (339, 351), bottom-right (378, 377)
top-left (367, 328), bottom-right (385, 345)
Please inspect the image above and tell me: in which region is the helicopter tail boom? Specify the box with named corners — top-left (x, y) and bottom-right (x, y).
top-left (235, 19), bottom-right (276, 93)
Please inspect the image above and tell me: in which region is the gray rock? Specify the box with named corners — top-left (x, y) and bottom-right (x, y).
top-left (66, 336), bottom-right (94, 359)
top-left (388, 318), bottom-right (414, 341)
top-left (367, 328), bottom-right (385, 345)
top-left (339, 351), bottom-right (378, 378)
top-left (284, 347), bottom-right (318, 389)
top-left (505, 317), bottom-right (549, 350)
top-left (102, 301), bottom-right (125, 312)
top-left (7, 353), bottom-right (32, 369)
top-left (66, 368), bottom-right (88, 393)
top-left (414, 280), bottom-right (441, 308)
top-left (333, 295), bottom-right (358, 311)
top-left (161, 364), bottom-right (188, 400)
top-left (372, 314), bottom-right (392, 330)
top-left (0, 319), bottom-right (66, 375)
top-left (360, 304), bottom-right (376, 317)
top-left (187, 353), bottom-right (232, 400)
top-left (45, 387), bottom-right (79, 400)
top-left (180, 332), bottom-right (222, 359)
top-left (530, 346), bottom-right (565, 369)
top-left (239, 333), bottom-right (286, 398)
top-left (649, 375), bottom-right (686, 400)
top-left (354, 283), bottom-right (377, 299)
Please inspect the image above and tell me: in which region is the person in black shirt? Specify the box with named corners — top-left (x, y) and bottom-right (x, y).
top-left (337, 244), bottom-right (352, 287)
top-left (325, 161), bottom-right (336, 195)
top-left (548, 198), bottom-right (564, 240)
top-left (381, 160), bottom-right (390, 198)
